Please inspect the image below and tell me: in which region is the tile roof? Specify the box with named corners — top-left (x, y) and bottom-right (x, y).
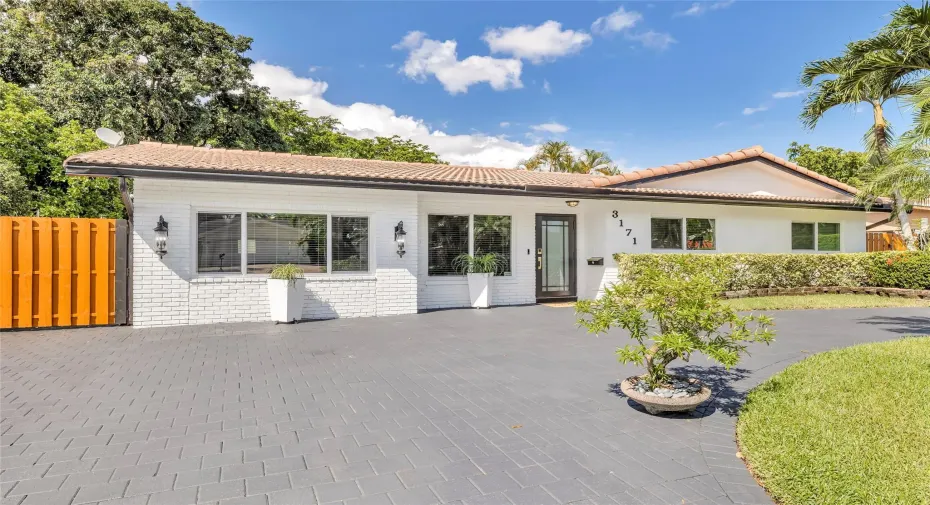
top-left (65, 142), bottom-right (864, 206)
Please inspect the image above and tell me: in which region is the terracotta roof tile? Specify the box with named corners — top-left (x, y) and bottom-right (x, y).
top-left (64, 142), bottom-right (861, 205)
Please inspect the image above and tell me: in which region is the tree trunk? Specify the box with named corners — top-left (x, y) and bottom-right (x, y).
top-left (872, 102), bottom-right (917, 250)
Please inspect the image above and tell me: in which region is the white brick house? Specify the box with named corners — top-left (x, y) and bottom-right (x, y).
top-left (65, 144), bottom-right (883, 328)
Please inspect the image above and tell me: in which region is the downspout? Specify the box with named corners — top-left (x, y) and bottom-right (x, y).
top-left (119, 177), bottom-right (134, 325)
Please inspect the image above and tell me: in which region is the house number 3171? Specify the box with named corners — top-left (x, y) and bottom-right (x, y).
top-left (611, 211), bottom-right (637, 245)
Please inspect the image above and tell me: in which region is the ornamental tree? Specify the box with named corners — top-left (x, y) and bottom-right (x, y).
top-left (576, 261), bottom-right (775, 388)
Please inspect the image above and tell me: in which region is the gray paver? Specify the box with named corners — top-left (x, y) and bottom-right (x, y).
top-left (2, 306), bottom-right (924, 505)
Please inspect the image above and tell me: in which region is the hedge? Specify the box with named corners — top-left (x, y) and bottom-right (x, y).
top-left (613, 252), bottom-right (930, 291)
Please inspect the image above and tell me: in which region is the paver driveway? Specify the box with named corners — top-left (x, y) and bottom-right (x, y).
top-left (2, 306), bottom-right (927, 505)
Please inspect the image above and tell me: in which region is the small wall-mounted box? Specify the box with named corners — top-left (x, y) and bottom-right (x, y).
top-left (586, 257), bottom-right (604, 266)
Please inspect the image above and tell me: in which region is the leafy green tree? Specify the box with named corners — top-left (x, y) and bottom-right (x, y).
top-left (0, 159), bottom-right (34, 216)
top-left (576, 260), bottom-right (774, 389)
top-left (785, 142), bottom-right (870, 186)
top-left (0, 79), bottom-right (122, 218)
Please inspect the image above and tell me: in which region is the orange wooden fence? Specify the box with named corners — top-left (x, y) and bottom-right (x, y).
top-left (866, 231), bottom-right (907, 252)
top-left (1, 217), bottom-right (128, 329)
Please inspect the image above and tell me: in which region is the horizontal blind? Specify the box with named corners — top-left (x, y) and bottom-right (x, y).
top-left (247, 213), bottom-right (326, 274)
top-left (197, 213), bottom-right (242, 273)
top-left (474, 215), bottom-right (512, 275)
top-left (428, 215), bottom-right (469, 276)
top-left (332, 216), bottom-right (369, 272)
top-left (651, 218), bottom-right (682, 249)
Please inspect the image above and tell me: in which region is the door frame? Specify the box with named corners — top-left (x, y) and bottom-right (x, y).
top-left (535, 213), bottom-right (577, 301)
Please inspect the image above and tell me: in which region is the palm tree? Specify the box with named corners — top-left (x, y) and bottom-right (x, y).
top-left (572, 149), bottom-right (615, 175)
top-left (800, 37), bottom-right (923, 248)
top-left (537, 141), bottom-right (574, 172)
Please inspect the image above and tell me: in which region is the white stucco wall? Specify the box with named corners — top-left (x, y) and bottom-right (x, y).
top-left (633, 160), bottom-right (850, 200)
top-left (131, 178), bottom-right (868, 327)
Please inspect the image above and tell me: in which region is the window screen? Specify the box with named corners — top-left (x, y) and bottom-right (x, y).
top-left (651, 218), bottom-right (682, 249)
top-left (792, 222), bottom-right (815, 250)
top-left (686, 218), bottom-right (716, 250)
top-left (197, 213), bottom-right (242, 273)
top-left (474, 215), bottom-right (512, 275)
top-left (428, 215), bottom-right (469, 276)
top-left (247, 213), bottom-right (326, 274)
top-left (332, 216), bottom-right (369, 272)
top-left (818, 222), bottom-right (840, 251)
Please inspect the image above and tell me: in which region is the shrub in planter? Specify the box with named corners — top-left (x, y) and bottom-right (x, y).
top-left (267, 264), bottom-right (305, 323)
top-left (577, 261), bottom-right (775, 413)
top-left (453, 253), bottom-right (504, 308)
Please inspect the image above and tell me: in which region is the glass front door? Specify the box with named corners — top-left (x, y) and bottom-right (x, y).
top-left (535, 214), bottom-right (576, 300)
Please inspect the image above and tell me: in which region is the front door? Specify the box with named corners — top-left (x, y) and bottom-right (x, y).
top-left (535, 214), bottom-right (577, 300)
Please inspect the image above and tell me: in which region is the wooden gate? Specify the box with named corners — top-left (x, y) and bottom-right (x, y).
top-left (1, 217), bottom-right (128, 330)
top-left (866, 231), bottom-right (907, 252)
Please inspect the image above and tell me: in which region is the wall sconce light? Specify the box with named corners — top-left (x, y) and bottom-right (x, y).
top-left (565, 200), bottom-right (580, 208)
top-left (394, 221), bottom-right (407, 257)
top-left (154, 215), bottom-right (169, 258)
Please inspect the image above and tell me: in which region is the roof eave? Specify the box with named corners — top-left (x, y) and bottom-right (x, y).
top-left (65, 162), bottom-right (883, 211)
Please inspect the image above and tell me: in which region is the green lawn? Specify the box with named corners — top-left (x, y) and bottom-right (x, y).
top-left (737, 337), bottom-right (930, 505)
top-left (723, 293), bottom-right (929, 311)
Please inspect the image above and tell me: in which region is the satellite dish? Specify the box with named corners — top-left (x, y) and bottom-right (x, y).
top-left (95, 127), bottom-right (125, 148)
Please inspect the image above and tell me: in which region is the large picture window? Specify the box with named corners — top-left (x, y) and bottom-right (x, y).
top-left (428, 215), bottom-right (469, 276)
top-left (427, 214), bottom-right (512, 276)
top-left (196, 211), bottom-right (370, 275)
top-left (197, 213), bottom-right (242, 273)
top-left (247, 213), bottom-right (326, 274)
top-left (332, 217), bottom-right (369, 272)
top-left (651, 218), bottom-right (683, 249)
top-left (474, 215), bottom-right (512, 275)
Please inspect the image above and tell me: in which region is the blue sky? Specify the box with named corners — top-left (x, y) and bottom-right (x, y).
top-left (195, 1), bottom-right (906, 169)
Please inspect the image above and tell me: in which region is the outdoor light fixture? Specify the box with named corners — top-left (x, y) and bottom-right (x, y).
top-left (565, 200), bottom-right (580, 207)
top-left (394, 221), bottom-right (407, 257)
top-left (154, 215), bottom-right (169, 258)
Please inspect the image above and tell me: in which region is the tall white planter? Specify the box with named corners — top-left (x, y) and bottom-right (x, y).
top-left (267, 278), bottom-right (305, 323)
top-left (466, 273), bottom-right (492, 308)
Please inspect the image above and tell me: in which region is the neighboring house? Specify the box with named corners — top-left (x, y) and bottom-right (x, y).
top-left (65, 144), bottom-right (883, 328)
top-left (867, 198), bottom-right (930, 233)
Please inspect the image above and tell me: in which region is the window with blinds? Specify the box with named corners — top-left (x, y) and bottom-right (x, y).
top-left (791, 222), bottom-right (815, 250)
top-left (686, 218), bottom-right (715, 250)
top-left (197, 213), bottom-right (242, 273)
top-left (474, 215), bottom-right (512, 275)
top-left (247, 213), bottom-right (326, 274)
top-left (651, 218), bottom-right (683, 249)
top-left (428, 215), bottom-right (469, 276)
top-left (332, 216), bottom-right (369, 272)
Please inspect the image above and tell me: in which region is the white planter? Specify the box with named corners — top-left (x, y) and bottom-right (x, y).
top-left (267, 278), bottom-right (305, 323)
top-left (466, 273), bottom-right (493, 308)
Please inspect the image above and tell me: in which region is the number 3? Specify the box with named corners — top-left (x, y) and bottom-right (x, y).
top-left (611, 210), bottom-right (618, 218)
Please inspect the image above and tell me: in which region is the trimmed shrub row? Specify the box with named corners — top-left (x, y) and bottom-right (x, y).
top-left (613, 252), bottom-right (930, 291)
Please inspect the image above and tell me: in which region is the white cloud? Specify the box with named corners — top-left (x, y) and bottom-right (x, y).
top-left (482, 20), bottom-right (592, 63)
top-left (675, 0), bottom-right (735, 17)
top-left (251, 61), bottom-right (537, 167)
top-left (393, 31), bottom-right (523, 95)
top-left (499, 122), bottom-right (511, 128)
top-left (530, 122), bottom-right (569, 134)
top-left (592, 7), bottom-right (643, 35)
top-left (308, 65), bottom-right (321, 72)
top-left (542, 80), bottom-right (552, 94)
top-left (742, 105), bottom-right (769, 115)
top-left (625, 31), bottom-right (676, 50)
top-left (772, 89), bottom-right (806, 99)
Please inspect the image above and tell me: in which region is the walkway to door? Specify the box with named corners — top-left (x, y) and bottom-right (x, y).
top-left (2, 306), bottom-right (926, 505)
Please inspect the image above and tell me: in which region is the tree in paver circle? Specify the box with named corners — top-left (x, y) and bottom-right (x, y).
top-left (575, 259), bottom-right (775, 414)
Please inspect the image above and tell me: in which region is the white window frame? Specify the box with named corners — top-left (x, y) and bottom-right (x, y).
top-left (192, 210), bottom-right (374, 277)
top-left (426, 213), bottom-right (514, 277)
top-left (650, 217), bottom-right (685, 250)
top-left (791, 221), bottom-right (841, 252)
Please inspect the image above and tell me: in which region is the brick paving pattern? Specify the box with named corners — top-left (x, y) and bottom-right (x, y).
top-left (2, 306), bottom-right (926, 505)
